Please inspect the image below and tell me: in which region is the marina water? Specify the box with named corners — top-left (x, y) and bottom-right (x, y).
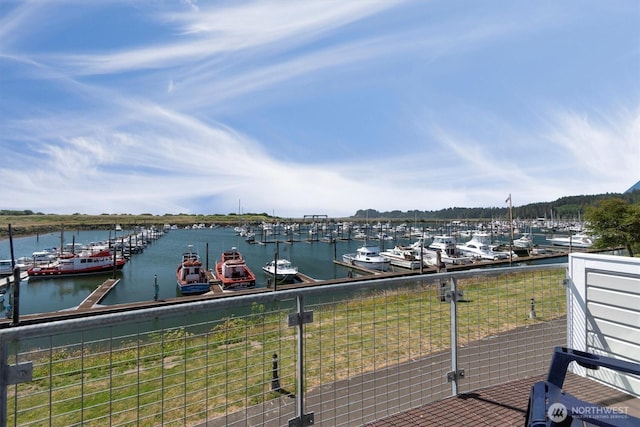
top-left (1, 227), bottom-right (380, 315)
top-left (1, 226), bottom-right (564, 316)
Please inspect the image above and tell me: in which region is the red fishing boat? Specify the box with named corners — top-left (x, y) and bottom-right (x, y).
top-left (27, 248), bottom-right (126, 279)
top-left (215, 247), bottom-right (256, 290)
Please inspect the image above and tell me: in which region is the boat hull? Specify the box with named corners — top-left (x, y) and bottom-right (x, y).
top-left (176, 268), bottom-right (211, 295)
top-left (27, 261), bottom-right (126, 279)
top-left (380, 247), bottom-right (423, 270)
top-left (342, 254), bottom-right (390, 271)
top-left (262, 268), bottom-right (297, 283)
top-left (547, 236), bottom-right (593, 248)
top-left (177, 282), bottom-right (211, 295)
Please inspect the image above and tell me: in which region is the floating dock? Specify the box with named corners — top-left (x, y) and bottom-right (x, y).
top-left (76, 278), bottom-right (120, 310)
top-left (333, 259), bottom-right (387, 275)
top-left (0, 271), bottom-right (29, 289)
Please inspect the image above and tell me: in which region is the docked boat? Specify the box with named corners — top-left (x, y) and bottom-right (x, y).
top-left (513, 234), bottom-right (534, 249)
top-left (27, 248), bottom-right (126, 279)
top-left (176, 247), bottom-right (213, 295)
top-left (342, 245), bottom-right (391, 271)
top-left (428, 235), bottom-right (473, 265)
top-left (457, 233), bottom-right (510, 261)
top-left (30, 249), bottom-right (58, 266)
top-left (428, 235), bottom-right (458, 256)
top-left (380, 246), bottom-right (422, 270)
top-left (0, 259), bottom-right (13, 277)
top-left (215, 247), bottom-right (257, 290)
top-left (404, 237), bottom-right (439, 266)
top-left (547, 233), bottom-right (593, 248)
top-left (262, 259), bottom-right (299, 283)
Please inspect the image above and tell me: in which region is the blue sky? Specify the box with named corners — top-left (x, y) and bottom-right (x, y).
top-left (1, 1), bottom-right (638, 218)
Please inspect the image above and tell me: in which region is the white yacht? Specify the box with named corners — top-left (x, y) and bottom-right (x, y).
top-left (547, 233), bottom-right (593, 248)
top-left (513, 234), bottom-right (534, 248)
top-left (262, 259), bottom-right (299, 283)
top-left (380, 246), bottom-right (422, 270)
top-left (428, 235), bottom-right (457, 256)
top-left (343, 245), bottom-right (391, 271)
top-left (0, 259), bottom-right (13, 276)
top-left (457, 233), bottom-right (509, 260)
top-left (427, 235), bottom-right (472, 265)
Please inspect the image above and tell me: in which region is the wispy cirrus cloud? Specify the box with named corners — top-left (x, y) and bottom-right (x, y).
top-left (43, 1), bottom-right (403, 76)
top-left (0, 0), bottom-right (637, 216)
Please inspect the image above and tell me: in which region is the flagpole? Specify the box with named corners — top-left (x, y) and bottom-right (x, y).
top-left (507, 194), bottom-right (513, 266)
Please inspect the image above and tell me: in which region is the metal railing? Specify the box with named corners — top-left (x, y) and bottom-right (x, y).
top-left (0, 264), bottom-right (567, 426)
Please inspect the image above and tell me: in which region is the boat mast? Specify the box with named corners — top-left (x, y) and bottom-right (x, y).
top-left (273, 239), bottom-right (279, 291)
top-left (507, 194), bottom-right (513, 266)
top-left (60, 225), bottom-right (65, 257)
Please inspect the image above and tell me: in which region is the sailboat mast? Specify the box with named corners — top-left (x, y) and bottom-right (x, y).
top-left (507, 194), bottom-right (513, 265)
top-left (508, 194), bottom-right (513, 243)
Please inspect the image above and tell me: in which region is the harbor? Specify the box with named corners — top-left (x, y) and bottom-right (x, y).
top-left (0, 221), bottom-right (607, 323)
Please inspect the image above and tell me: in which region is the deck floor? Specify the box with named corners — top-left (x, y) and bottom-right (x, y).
top-left (365, 373), bottom-right (640, 426)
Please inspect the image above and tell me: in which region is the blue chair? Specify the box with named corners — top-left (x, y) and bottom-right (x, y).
top-left (525, 347), bottom-right (640, 426)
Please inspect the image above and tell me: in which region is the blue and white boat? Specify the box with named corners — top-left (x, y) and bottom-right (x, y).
top-left (176, 246), bottom-right (213, 295)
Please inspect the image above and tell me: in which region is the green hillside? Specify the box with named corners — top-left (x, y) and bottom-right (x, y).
top-left (353, 191), bottom-right (640, 221)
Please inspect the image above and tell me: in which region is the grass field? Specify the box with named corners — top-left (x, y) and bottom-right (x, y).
top-left (7, 268), bottom-right (566, 426)
top-left (0, 213), bottom-right (276, 239)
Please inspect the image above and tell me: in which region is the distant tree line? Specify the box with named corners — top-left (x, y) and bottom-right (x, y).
top-left (352, 191), bottom-right (640, 221)
top-left (3, 191), bottom-right (639, 221)
top-left (0, 210), bottom-right (43, 216)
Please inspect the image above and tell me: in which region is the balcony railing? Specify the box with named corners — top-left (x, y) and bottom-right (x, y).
top-left (0, 264), bottom-right (567, 426)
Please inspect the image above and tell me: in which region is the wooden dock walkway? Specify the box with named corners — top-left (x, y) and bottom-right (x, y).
top-left (76, 278), bottom-right (120, 310)
top-left (295, 272), bottom-right (318, 284)
top-left (1, 271), bottom-right (29, 289)
top-left (205, 271), bottom-right (224, 294)
top-left (333, 259), bottom-right (388, 275)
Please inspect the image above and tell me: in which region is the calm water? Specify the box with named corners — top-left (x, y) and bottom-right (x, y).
top-left (1, 227), bottom-right (396, 315)
top-left (1, 226), bottom-right (567, 316)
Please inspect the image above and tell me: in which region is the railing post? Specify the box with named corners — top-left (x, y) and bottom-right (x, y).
top-left (0, 339), bottom-right (8, 427)
top-left (446, 277), bottom-right (465, 395)
top-left (0, 335), bottom-right (31, 427)
top-left (287, 295), bottom-right (314, 426)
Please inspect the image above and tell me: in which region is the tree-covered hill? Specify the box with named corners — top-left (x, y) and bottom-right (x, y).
top-left (352, 191), bottom-right (640, 221)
